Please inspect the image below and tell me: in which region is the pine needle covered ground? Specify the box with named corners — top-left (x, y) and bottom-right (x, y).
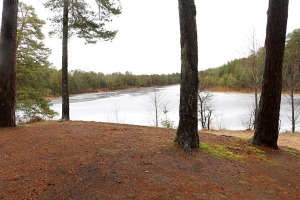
top-left (0, 121), bottom-right (299, 199)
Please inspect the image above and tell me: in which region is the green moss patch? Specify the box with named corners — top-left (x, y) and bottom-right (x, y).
top-left (199, 143), bottom-right (244, 160)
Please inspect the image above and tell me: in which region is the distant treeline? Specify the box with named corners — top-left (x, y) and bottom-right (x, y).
top-left (15, 1), bottom-right (300, 120)
top-left (199, 57), bottom-right (259, 91)
top-left (46, 69), bottom-right (181, 96)
top-left (199, 28), bottom-right (300, 92)
top-left (199, 37), bottom-right (300, 93)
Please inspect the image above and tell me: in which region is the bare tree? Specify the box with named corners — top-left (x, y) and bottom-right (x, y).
top-left (283, 31), bottom-right (300, 132)
top-left (147, 88), bottom-right (168, 127)
top-left (253, 0), bottom-right (289, 149)
top-left (241, 107), bottom-right (255, 130)
top-left (104, 102), bottom-right (125, 124)
top-left (283, 66), bottom-right (300, 132)
top-left (284, 93), bottom-right (300, 132)
top-left (198, 91), bottom-right (213, 130)
top-left (243, 29), bottom-right (264, 129)
top-left (0, 0), bottom-right (19, 127)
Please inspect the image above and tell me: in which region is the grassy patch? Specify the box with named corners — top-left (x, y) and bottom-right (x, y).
top-left (96, 147), bottom-right (119, 155)
top-left (199, 143), bottom-right (244, 160)
top-left (18, 124), bottom-right (32, 127)
top-left (285, 151), bottom-right (300, 157)
top-left (246, 146), bottom-right (267, 160)
top-left (240, 137), bottom-right (251, 141)
top-left (247, 146), bottom-right (265, 154)
top-left (165, 145), bottom-right (178, 152)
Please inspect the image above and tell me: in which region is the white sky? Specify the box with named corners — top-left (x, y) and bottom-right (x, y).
top-left (1, 0), bottom-right (300, 75)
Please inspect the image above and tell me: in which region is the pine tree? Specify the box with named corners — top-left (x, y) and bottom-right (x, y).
top-left (253, 0), bottom-right (289, 148)
top-left (175, 0), bottom-right (199, 152)
top-left (45, 0), bottom-right (121, 120)
top-left (0, 0), bottom-right (18, 127)
top-left (16, 2), bottom-right (57, 121)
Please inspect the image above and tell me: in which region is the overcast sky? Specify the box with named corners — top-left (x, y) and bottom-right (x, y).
top-left (1, 0), bottom-right (300, 75)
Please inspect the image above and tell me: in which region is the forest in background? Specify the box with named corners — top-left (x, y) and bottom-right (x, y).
top-left (0, 0), bottom-right (298, 153)
top-left (14, 2), bottom-right (300, 123)
top-left (15, 2), bottom-right (181, 120)
top-left (46, 70), bottom-right (180, 96)
top-left (199, 28), bottom-right (300, 93)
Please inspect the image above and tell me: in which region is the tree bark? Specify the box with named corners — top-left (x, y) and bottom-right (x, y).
top-left (175, 0), bottom-right (199, 152)
top-left (0, 0), bottom-right (18, 127)
top-left (291, 91), bottom-right (295, 132)
top-left (253, 0), bottom-right (289, 149)
top-left (61, 0), bottom-right (70, 120)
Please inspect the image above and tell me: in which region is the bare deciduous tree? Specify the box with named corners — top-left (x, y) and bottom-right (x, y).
top-left (241, 107), bottom-right (255, 130)
top-left (147, 88), bottom-right (168, 127)
top-left (283, 32), bottom-right (300, 132)
top-left (243, 29), bottom-right (264, 129)
top-left (198, 91), bottom-right (213, 130)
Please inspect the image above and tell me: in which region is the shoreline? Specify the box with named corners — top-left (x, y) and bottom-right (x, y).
top-left (46, 85), bottom-right (300, 100)
top-left (45, 84), bottom-right (179, 100)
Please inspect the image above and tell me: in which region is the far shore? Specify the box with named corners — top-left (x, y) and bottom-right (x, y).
top-left (45, 85), bottom-right (300, 101)
top-left (45, 84), bottom-right (178, 100)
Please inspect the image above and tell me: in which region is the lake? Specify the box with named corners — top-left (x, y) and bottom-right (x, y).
top-left (51, 85), bottom-right (299, 132)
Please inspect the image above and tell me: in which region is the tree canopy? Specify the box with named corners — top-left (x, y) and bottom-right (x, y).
top-left (44, 0), bottom-right (121, 43)
top-left (44, 0), bottom-right (121, 120)
top-left (16, 2), bottom-right (57, 121)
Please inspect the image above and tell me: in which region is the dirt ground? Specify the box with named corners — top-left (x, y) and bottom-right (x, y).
top-left (205, 129), bottom-right (300, 151)
top-left (0, 121), bottom-right (299, 200)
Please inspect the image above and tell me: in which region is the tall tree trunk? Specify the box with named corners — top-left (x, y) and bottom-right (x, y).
top-left (175, 0), bottom-right (199, 152)
top-left (253, 0), bottom-right (289, 149)
top-left (0, 0), bottom-right (18, 127)
top-left (61, 0), bottom-right (70, 120)
top-left (291, 91), bottom-right (295, 132)
top-left (253, 86), bottom-right (259, 129)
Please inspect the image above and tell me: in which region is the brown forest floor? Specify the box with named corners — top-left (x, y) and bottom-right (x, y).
top-left (0, 121), bottom-right (299, 200)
